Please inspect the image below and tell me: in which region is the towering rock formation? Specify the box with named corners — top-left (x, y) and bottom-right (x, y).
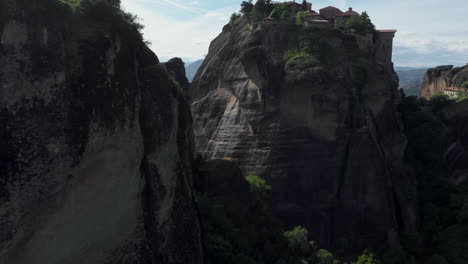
top-left (420, 64), bottom-right (468, 99)
top-left (191, 22), bottom-right (416, 254)
top-left (0, 0), bottom-right (202, 263)
top-left (163, 57), bottom-right (190, 92)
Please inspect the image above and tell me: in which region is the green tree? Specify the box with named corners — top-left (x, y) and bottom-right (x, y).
top-left (461, 81), bottom-right (468, 89)
top-left (241, 1), bottom-right (254, 16)
top-left (284, 226), bottom-right (310, 254)
top-left (296, 10), bottom-right (309, 25)
top-left (230, 12), bottom-right (242, 24)
top-left (245, 174), bottom-right (271, 193)
top-left (316, 249), bottom-right (339, 264)
top-left (360, 12), bottom-right (375, 31)
top-left (357, 249), bottom-right (381, 264)
top-left (280, 8), bottom-right (290, 20)
top-left (270, 4), bottom-right (287, 20)
top-left (344, 12), bottom-right (375, 34)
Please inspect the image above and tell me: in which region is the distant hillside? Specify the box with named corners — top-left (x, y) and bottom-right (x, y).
top-left (396, 68), bottom-right (427, 96)
top-left (185, 59), bottom-right (204, 82)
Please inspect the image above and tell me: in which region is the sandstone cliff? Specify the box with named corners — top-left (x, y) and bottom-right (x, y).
top-left (191, 22), bottom-right (416, 255)
top-left (420, 64), bottom-right (468, 99)
top-left (0, 1), bottom-right (202, 263)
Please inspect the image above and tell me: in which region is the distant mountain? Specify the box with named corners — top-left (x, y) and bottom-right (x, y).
top-left (396, 67), bottom-right (427, 97)
top-left (185, 59), bottom-right (204, 82)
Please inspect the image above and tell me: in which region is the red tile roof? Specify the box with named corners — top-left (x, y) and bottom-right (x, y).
top-left (445, 87), bottom-right (461, 92)
top-left (284, 1), bottom-right (302, 5)
top-left (320, 6), bottom-right (341, 11)
top-left (307, 10), bottom-right (320, 16)
top-left (337, 8), bottom-right (359, 17)
top-left (377, 29), bottom-right (398, 33)
top-left (264, 17), bottom-right (274, 21)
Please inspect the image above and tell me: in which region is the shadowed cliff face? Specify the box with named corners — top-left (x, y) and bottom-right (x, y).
top-left (400, 97), bottom-right (468, 263)
top-left (0, 1), bottom-right (202, 263)
top-left (191, 22), bottom-right (416, 255)
top-left (438, 101), bottom-right (468, 179)
top-left (420, 65), bottom-right (468, 99)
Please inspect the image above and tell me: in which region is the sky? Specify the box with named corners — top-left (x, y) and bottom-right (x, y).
top-left (121, 0), bottom-right (468, 67)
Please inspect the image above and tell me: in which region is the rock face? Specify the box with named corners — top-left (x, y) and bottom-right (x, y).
top-left (164, 57), bottom-right (190, 92)
top-left (0, 1), bottom-right (202, 263)
top-left (420, 64), bottom-right (468, 99)
top-left (191, 22), bottom-right (416, 255)
top-left (438, 100), bottom-right (468, 179)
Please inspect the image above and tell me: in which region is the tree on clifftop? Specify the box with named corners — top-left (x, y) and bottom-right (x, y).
top-left (345, 11), bottom-right (375, 34)
top-left (240, 1), bottom-right (254, 16)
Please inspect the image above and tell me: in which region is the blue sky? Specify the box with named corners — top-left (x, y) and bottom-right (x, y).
top-left (122, 0), bottom-right (468, 67)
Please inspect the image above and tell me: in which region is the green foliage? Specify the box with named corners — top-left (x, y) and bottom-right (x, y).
top-left (230, 12), bottom-right (242, 24)
top-left (284, 41), bottom-right (319, 65)
top-left (241, 1), bottom-right (254, 16)
top-left (241, 0), bottom-right (274, 20)
top-left (284, 226), bottom-right (310, 254)
top-left (399, 94), bottom-right (468, 263)
top-left (296, 11), bottom-right (309, 25)
top-left (280, 8), bottom-right (290, 20)
top-left (245, 174), bottom-right (271, 193)
top-left (456, 89), bottom-right (468, 101)
top-left (269, 4), bottom-right (287, 20)
top-left (58, 0), bottom-right (81, 11)
top-left (461, 81), bottom-right (468, 89)
top-left (357, 250), bottom-right (381, 264)
top-left (253, 0), bottom-right (274, 18)
top-left (430, 92), bottom-right (451, 110)
top-left (316, 249), bottom-right (340, 264)
top-left (344, 12), bottom-right (375, 34)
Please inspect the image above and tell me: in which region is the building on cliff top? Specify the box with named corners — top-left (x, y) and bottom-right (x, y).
top-left (318, 6), bottom-right (343, 24)
top-left (375, 29), bottom-right (397, 68)
top-left (444, 87), bottom-right (462, 99)
top-left (263, 2), bottom-right (398, 67)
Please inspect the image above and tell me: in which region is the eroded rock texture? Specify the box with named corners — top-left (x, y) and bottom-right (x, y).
top-left (163, 57), bottom-right (190, 93)
top-left (0, 1), bottom-right (202, 263)
top-left (191, 22), bottom-right (416, 255)
top-left (438, 101), bottom-right (468, 180)
top-left (420, 65), bottom-right (468, 99)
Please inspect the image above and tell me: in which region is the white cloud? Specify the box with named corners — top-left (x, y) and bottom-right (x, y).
top-left (395, 31), bottom-right (468, 55)
top-left (122, 0), bottom-right (468, 66)
top-left (122, 0), bottom-right (238, 62)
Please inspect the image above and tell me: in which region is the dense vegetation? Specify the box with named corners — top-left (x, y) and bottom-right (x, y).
top-left (344, 12), bottom-right (375, 34)
top-left (461, 81), bottom-right (468, 89)
top-left (230, 0), bottom-right (377, 39)
top-left (399, 93), bottom-right (468, 264)
top-left (296, 11), bottom-right (309, 25)
top-left (195, 159), bottom-right (382, 264)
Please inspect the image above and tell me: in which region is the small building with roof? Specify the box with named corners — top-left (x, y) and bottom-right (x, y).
top-left (304, 10), bottom-right (324, 21)
top-left (282, 1), bottom-right (312, 21)
top-left (319, 6), bottom-right (343, 25)
top-left (375, 30), bottom-right (397, 68)
top-left (444, 87), bottom-right (462, 99)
